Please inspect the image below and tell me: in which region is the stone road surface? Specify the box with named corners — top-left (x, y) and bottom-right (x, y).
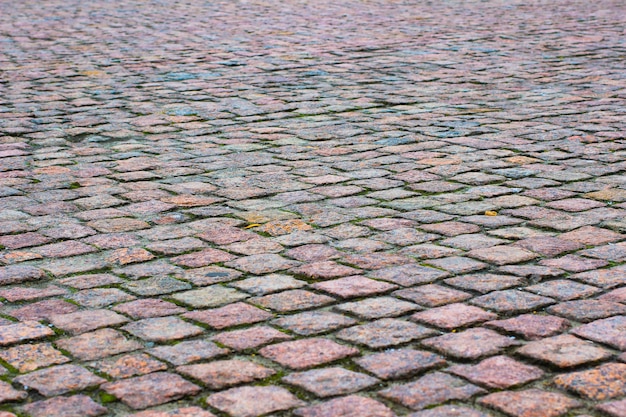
top-left (0, 0), bottom-right (625, 416)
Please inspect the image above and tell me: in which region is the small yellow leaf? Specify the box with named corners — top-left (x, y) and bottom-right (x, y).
top-left (485, 211), bottom-right (498, 216)
top-left (245, 224), bottom-right (261, 229)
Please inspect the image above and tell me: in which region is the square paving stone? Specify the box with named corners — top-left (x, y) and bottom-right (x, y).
top-left (8, 299), bottom-right (78, 321)
top-left (207, 386), bottom-right (305, 417)
top-left (212, 325), bottom-right (292, 350)
top-left (422, 328), bottom-right (520, 360)
top-left (229, 274), bottom-right (306, 295)
top-left (282, 367), bottom-right (379, 397)
top-left (90, 353), bottom-right (167, 379)
top-left (448, 355), bottom-right (544, 389)
top-left (597, 399), bottom-right (626, 417)
top-left (379, 371), bottom-right (485, 410)
top-left (479, 389), bottom-right (581, 417)
top-left (260, 338), bottom-right (358, 369)
top-left (250, 290), bottom-right (335, 312)
top-left (484, 314), bottom-right (570, 340)
top-left (467, 245), bottom-right (538, 265)
top-left (470, 290), bottom-right (555, 313)
top-left (113, 298), bottom-right (187, 319)
top-left (0, 321), bottom-right (54, 346)
top-left (547, 300), bottom-right (626, 322)
top-left (70, 287), bottom-right (136, 307)
top-left (355, 349), bottom-right (445, 380)
top-left (102, 372), bottom-right (201, 409)
top-left (553, 363), bottom-right (626, 400)
top-left (444, 273), bottom-right (524, 293)
top-left (49, 309), bottom-right (129, 334)
top-left (573, 265), bottom-right (626, 288)
top-left (178, 359), bottom-right (275, 389)
top-left (291, 261), bottom-right (361, 279)
top-left (425, 256), bottom-right (488, 274)
top-left (336, 318), bottom-right (436, 348)
top-left (514, 236), bottom-right (583, 257)
top-left (0, 380), bottom-right (26, 403)
top-left (22, 395), bottom-right (107, 417)
top-left (516, 334), bottom-right (612, 368)
top-left (271, 311), bottom-right (356, 335)
top-left (130, 407), bottom-right (215, 417)
top-left (334, 296), bottom-right (420, 319)
top-left (122, 276), bottom-right (192, 296)
top-left (183, 302), bottom-right (272, 329)
top-left (170, 285), bottom-right (248, 308)
top-left (312, 276), bottom-right (397, 298)
top-left (226, 254), bottom-right (300, 274)
top-left (411, 303), bottom-right (497, 330)
top-left (55, 328), bottom-right (142, 360)
top-left (341, 253), bottom-right (412, 269)
top-left (526, 279), bottom-right (601, 301)
top-left (407, 405), bottom-right (491, 417)
top-left (0, 342), bottom-right (69, 372)
top-left (369, 264), bottom-right (449, 287)
top-left (122, 316), bottom-right (204, 342)
top-left (572, 316), bottom-right (626, 350)
top-left (560, 226), bottom-right (623, 246)
top-left (294, 395), bottom-right (395, 417)
top-left (394, 284), bottom-right (471, 307)
top-left (15, 364), bottom-right (106, 396)
top-left (147, 340), bottom-right (228, 366)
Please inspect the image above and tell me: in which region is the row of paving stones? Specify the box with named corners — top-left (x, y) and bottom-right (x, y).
top-left (1, 0), bottom-right (625, 416)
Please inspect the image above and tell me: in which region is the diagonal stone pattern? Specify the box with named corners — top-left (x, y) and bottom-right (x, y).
top-left (0, 0), bottom-right (625, 416)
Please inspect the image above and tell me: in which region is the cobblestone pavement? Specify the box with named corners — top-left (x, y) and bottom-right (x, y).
top-left (0, 0), bottom-right (625, 416)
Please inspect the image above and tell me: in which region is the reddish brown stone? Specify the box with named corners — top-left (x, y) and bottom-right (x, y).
top-left (526, 279), bottom-right (601, 300)
top-left (88, 218), bottom-right (150, 233)
top-left (597, 399), bottom-right (626, 417)
top-left (0, 380), bottom-right (27, 403)
top-left (572, 316), bottom-right (626, 350)
top-left (514, 236), bottom-right (583, 257)
top-left (272, 311), bottom-right (356, 335)
top-left (312, 275), bottom-right (397, 298)
top-left (548, 300), bottom-right (626, 322)
top-left (560, 226), bottom-right (623, 245)
top-left (171, 285), bottom-right (248, 308)
top-left (226, 254), bottom-right (300, 274)
top-left (0, 342), bottom-right (69, 372)
top-left (130, 407), bottom-right (215, 417)
top-left (294, 395), bottom-right (395, 417)
top-left (178, 360), bottom-right (275, 389)
top-left (283, 367), bottom-right (378, 397)
top-left (32, 240), bottom-right (96, 258)
top-left (91, 353), bottom-right (167, 379)
top-left (394, 284), bottom-right (471, 307)
top-left (471, 290), bottom-right (555, 313)
top-left (229, 273), bottom-right (306, 295)
top-left (448, 355), bottom-right (544, 389)
top-left (106, 247), bottom-right (155, 265)
top-left (336, 318), bottom-right (435, 348)
top-left (0, 265), bottom-right (45, 285)
top-left (56, 273), bottom-right (122, 289)
top-left (22, 395), bottom-right (107, 417)
top-left (0, 232), bottom-right (51, 249)
top-left (285, 244), bottom-right (341, 262)
top-left (407, 405), bottom-right (490, 417)
top-left (70, 288), bottom-right (136, 307)
top-left (411, 303), bottom-right (496, 330)
top-left (250, 290), bottom-right (335, 312)
top-left (0, 285), bottom-right (67, 302)
top-left (260, 338), bottom-right (358, 369)
top-left (516, 334), bottom-right (612, 368)
top-left (540, 255), bottom-right (608, 272)
top-left (49, 309), bottom-right (129, 334)
top-left (334, 296), bottom-right (420, 319)
top-left (554, 363), bottom-right (626, 400)
top-left (207, 386), bottom-right (305, 417)
top-left (0, 321), bottom-right (55, 346)
top-left (8, 299), bottom-right (78, 321)
top-left (122, 316), bottom-right (204, 342)
top-left (355, 349), bottom-right (445, 380)
top-left (170, 248), bottom-right (236, 267)
top-left (425, 256), bottom-right (487, 274)
top-left (15, 364), bottom-right (105, 396)
top-left (102, 372), bottom-right (201, 409)
top-left (479, 389), bottom-right (581, 417)
top-left (147, 340), bottom-right (228, 365)
top-left (113, 298), bottom-right (186, 319)
top-left (56, 328), bottom-right (142, 360)
top-left (420, 221), bottom-right (480, 236)
top-left (422, 328), bottom-right (519, 360)
top-left (380, 372), bottom-right (485, 410)
top-left (485, 314), bottom-right (570, 340)
top-left (369, 264), bottom-right (449, 286)
top-left (468, 245), bottom-right (537, 265)
top-left (445, 273), bottom-right (524, 293)
top-left (291, 261), bottom-right (360, 279)
top-left (341, 253), bottom-right (411, 269)
top-left (184, 302), bottom-right (272, 329)
top-left (213, 325), bottom-right (292, 350)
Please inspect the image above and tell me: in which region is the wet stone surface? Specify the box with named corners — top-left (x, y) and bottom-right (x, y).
top-left (0, 0), bottom-right (624, 415)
